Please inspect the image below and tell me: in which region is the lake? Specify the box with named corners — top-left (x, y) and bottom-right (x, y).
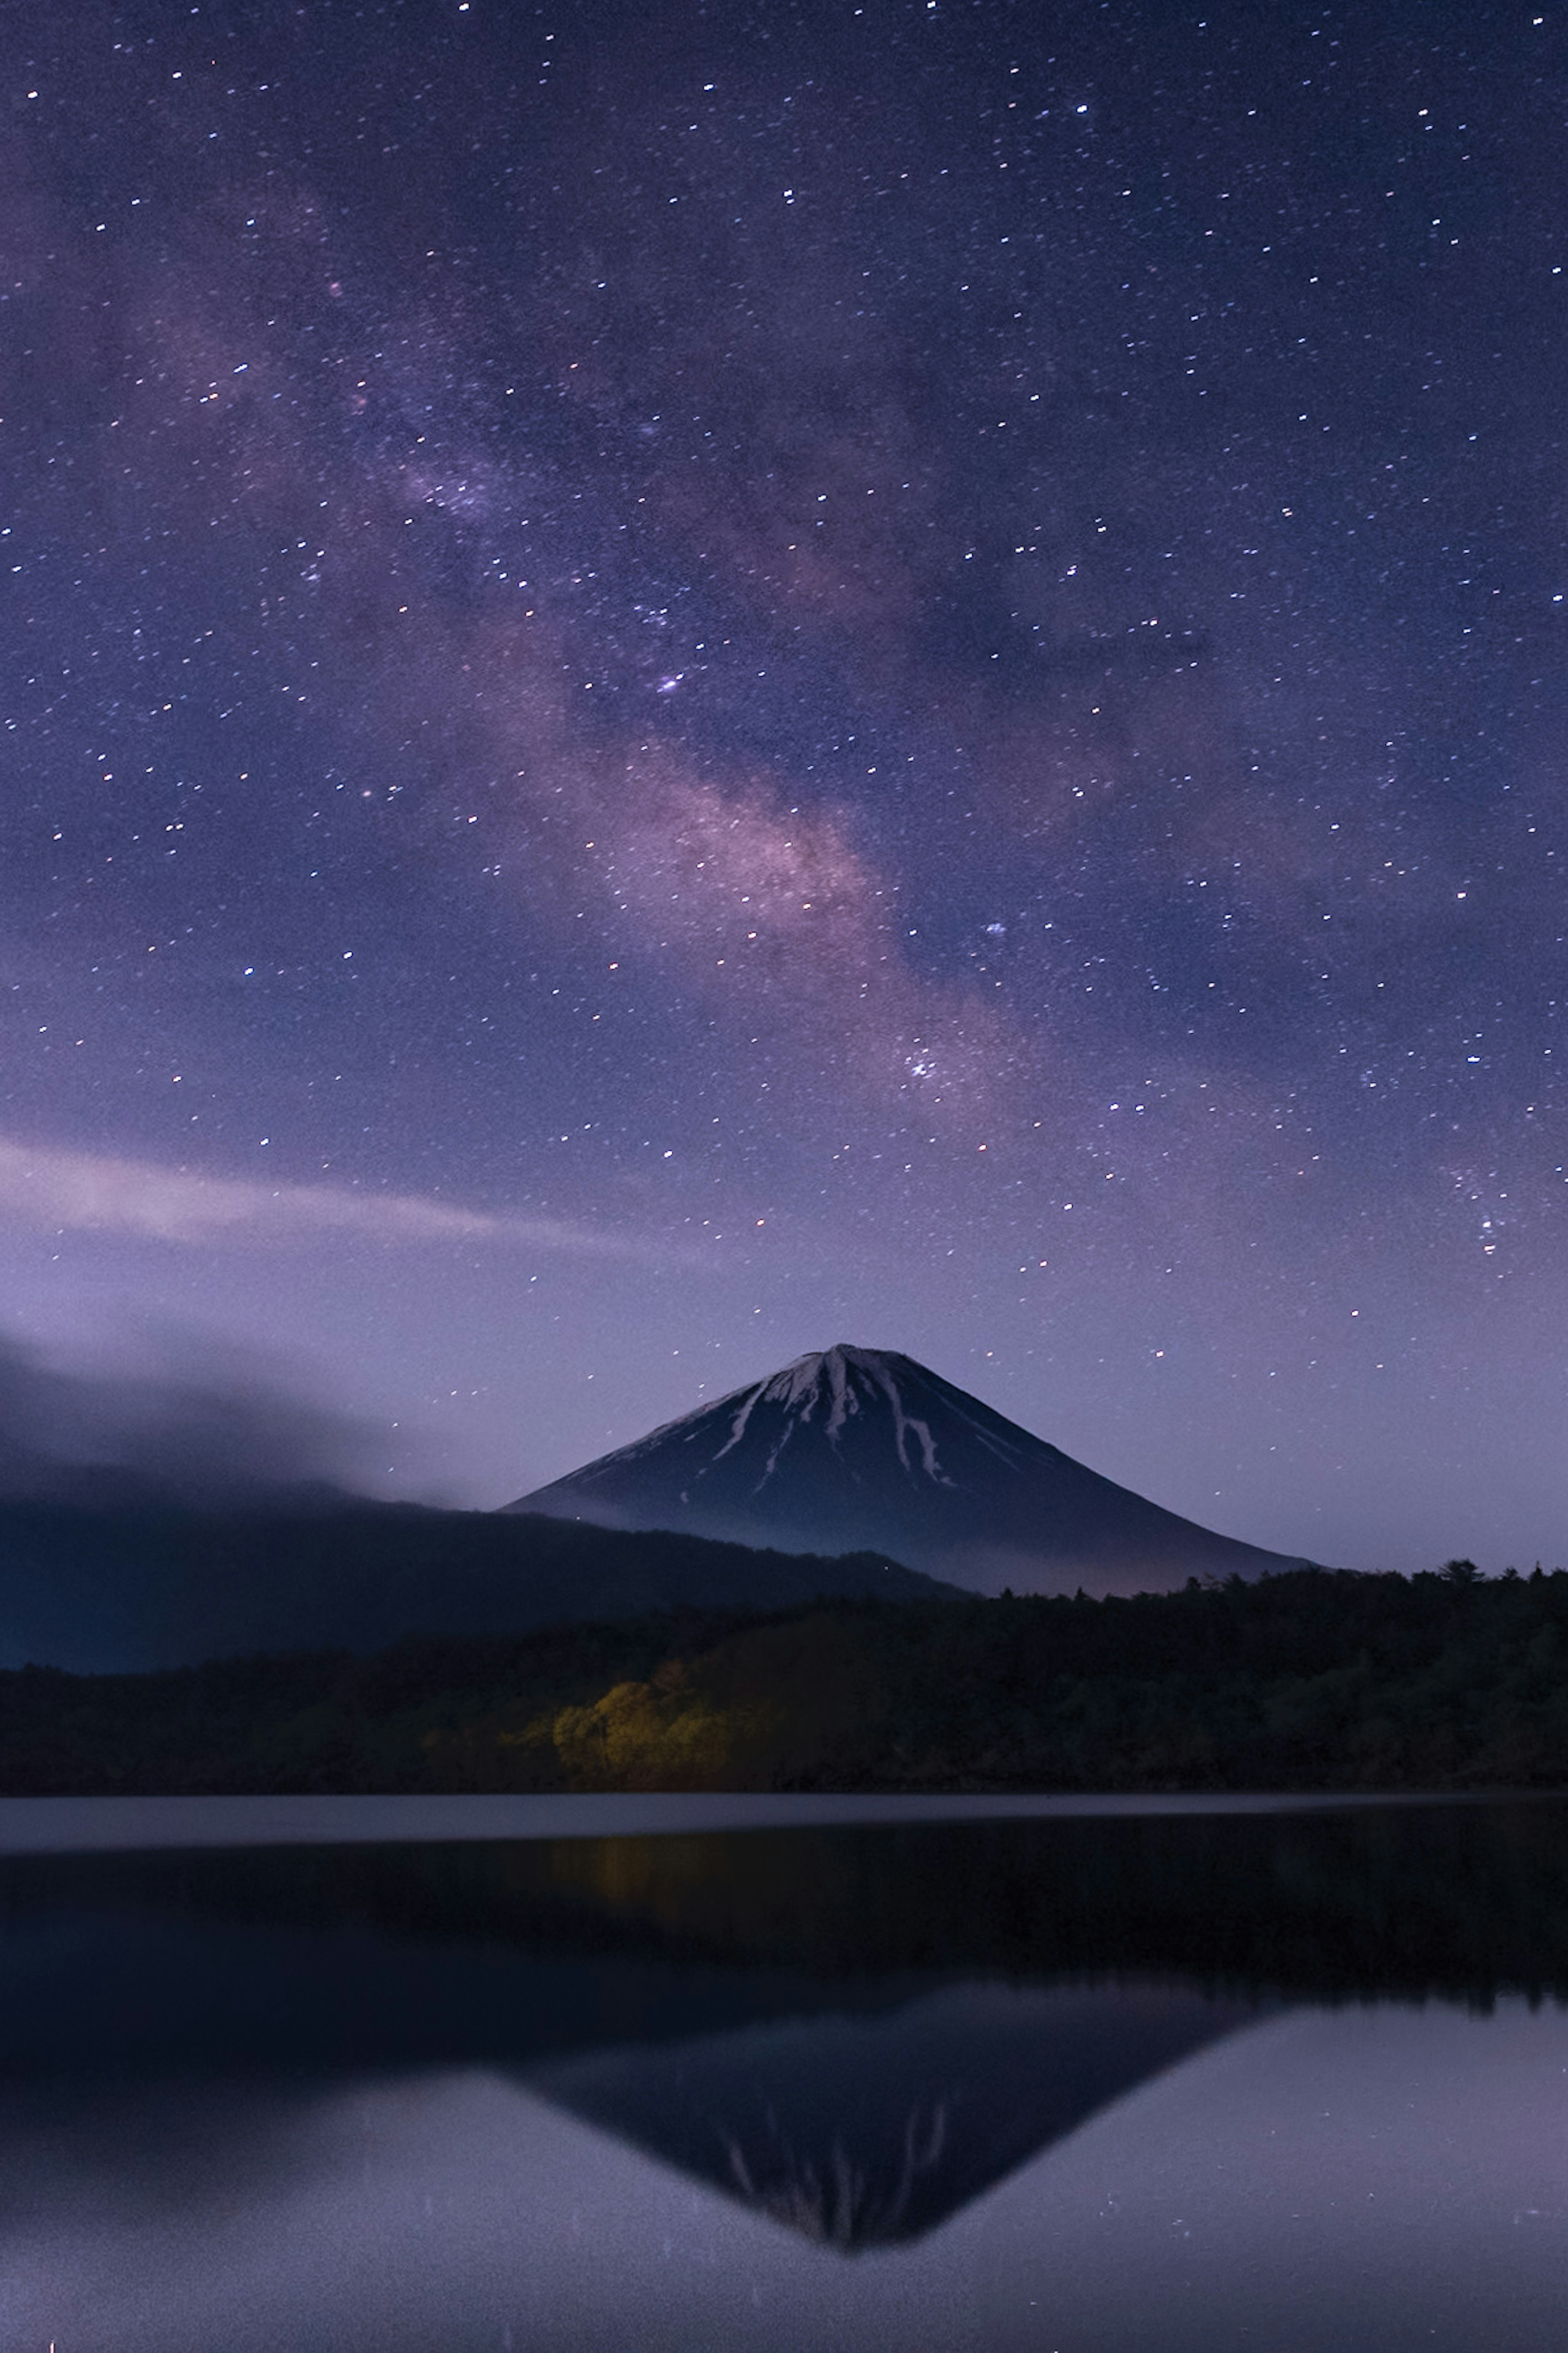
top-left (1, 1791), bottom-right (1565, 2350)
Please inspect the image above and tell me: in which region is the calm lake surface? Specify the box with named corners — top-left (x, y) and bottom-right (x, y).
top-left (2, 1791), bottom-right (1566, 2351)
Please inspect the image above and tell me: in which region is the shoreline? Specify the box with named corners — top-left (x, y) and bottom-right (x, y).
top-left (0, 1784), bottom-right (1548, 1856)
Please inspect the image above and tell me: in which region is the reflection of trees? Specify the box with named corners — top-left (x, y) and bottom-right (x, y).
top-left (538, 1805), bottom-right (1568, 2006)
top-left (18, 1798), bottom-right (1568, 2008)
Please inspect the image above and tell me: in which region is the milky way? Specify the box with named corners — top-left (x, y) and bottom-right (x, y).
top-left (0, 0), bottom-right (1564, 1570)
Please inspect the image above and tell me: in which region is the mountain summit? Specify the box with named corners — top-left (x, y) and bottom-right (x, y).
top-left (504, 1345), bottom-right (1312, 1596)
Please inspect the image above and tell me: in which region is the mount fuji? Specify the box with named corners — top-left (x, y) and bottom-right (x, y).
top-left (504, 1345), bottom-right (1315, 1597)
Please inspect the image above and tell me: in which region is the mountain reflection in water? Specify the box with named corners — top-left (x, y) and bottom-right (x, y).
top-left (531, 1981), bottom-right (1258, 2248)
top-left (3, 1799), bottom-right (1568, 2348)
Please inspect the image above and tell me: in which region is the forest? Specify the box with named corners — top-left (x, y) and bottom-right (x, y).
top-left (5, 1560), bottom-right (1568, 1794)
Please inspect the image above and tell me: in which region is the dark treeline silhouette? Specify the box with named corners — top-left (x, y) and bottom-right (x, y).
top-left (5, 1562), bottom-right (1568, 1793)
top-left (0, 1498), bottom-right (945, 1673)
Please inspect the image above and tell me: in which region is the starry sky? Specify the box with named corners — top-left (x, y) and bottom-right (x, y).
top-left (0, 0), bottom-right (1564, 1571)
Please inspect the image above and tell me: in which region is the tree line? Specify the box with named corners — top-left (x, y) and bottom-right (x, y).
top-left (4, 1561), bottom-right (1568, 1793)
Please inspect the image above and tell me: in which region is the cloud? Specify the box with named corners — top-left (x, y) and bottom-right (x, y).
top-left (0, 1135), bottom-right (687, 1264)
top-left (0, 1326), bottom-right (388, 1504)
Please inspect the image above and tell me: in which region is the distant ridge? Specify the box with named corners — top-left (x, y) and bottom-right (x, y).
top-left (0, 1498), bottom-right (950, 1674)
top-left (506, 1344), bottom-right (1314, 1597)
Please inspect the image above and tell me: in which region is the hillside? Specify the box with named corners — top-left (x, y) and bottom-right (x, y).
top-left (5, 1562), bottom-right (1568, 1794)
top-left (0, 1499), bottom-right (947, 1673)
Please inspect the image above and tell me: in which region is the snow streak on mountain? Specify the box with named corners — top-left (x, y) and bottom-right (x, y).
top-left (505, 1346), bottom-right (1314, 1597)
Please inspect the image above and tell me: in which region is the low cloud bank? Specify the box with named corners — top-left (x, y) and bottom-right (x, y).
top-left (0, 1330), bottom-right (393, 1508)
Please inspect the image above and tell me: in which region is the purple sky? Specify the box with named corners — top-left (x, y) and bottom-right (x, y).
top-left (1, 0), bottom-right (1564, 1571)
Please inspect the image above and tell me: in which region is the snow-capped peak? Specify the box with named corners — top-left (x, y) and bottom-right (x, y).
top-left (706, 1346), bottom-right (949, 1488)
top-left (504, 1343), bottom-right (1313, 1597)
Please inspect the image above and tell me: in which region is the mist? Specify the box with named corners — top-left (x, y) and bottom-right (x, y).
top-left (0, 1330), bottom-right (395, 1510)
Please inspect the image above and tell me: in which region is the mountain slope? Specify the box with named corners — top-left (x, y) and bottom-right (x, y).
top-left (505, 1344), bottom-right (1314, 1596)
top-left (0, 1498), bottom-right (949, 1673)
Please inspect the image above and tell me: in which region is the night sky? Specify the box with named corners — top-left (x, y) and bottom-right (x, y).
top-left (1, 0), bottom-right (1564, 1572)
